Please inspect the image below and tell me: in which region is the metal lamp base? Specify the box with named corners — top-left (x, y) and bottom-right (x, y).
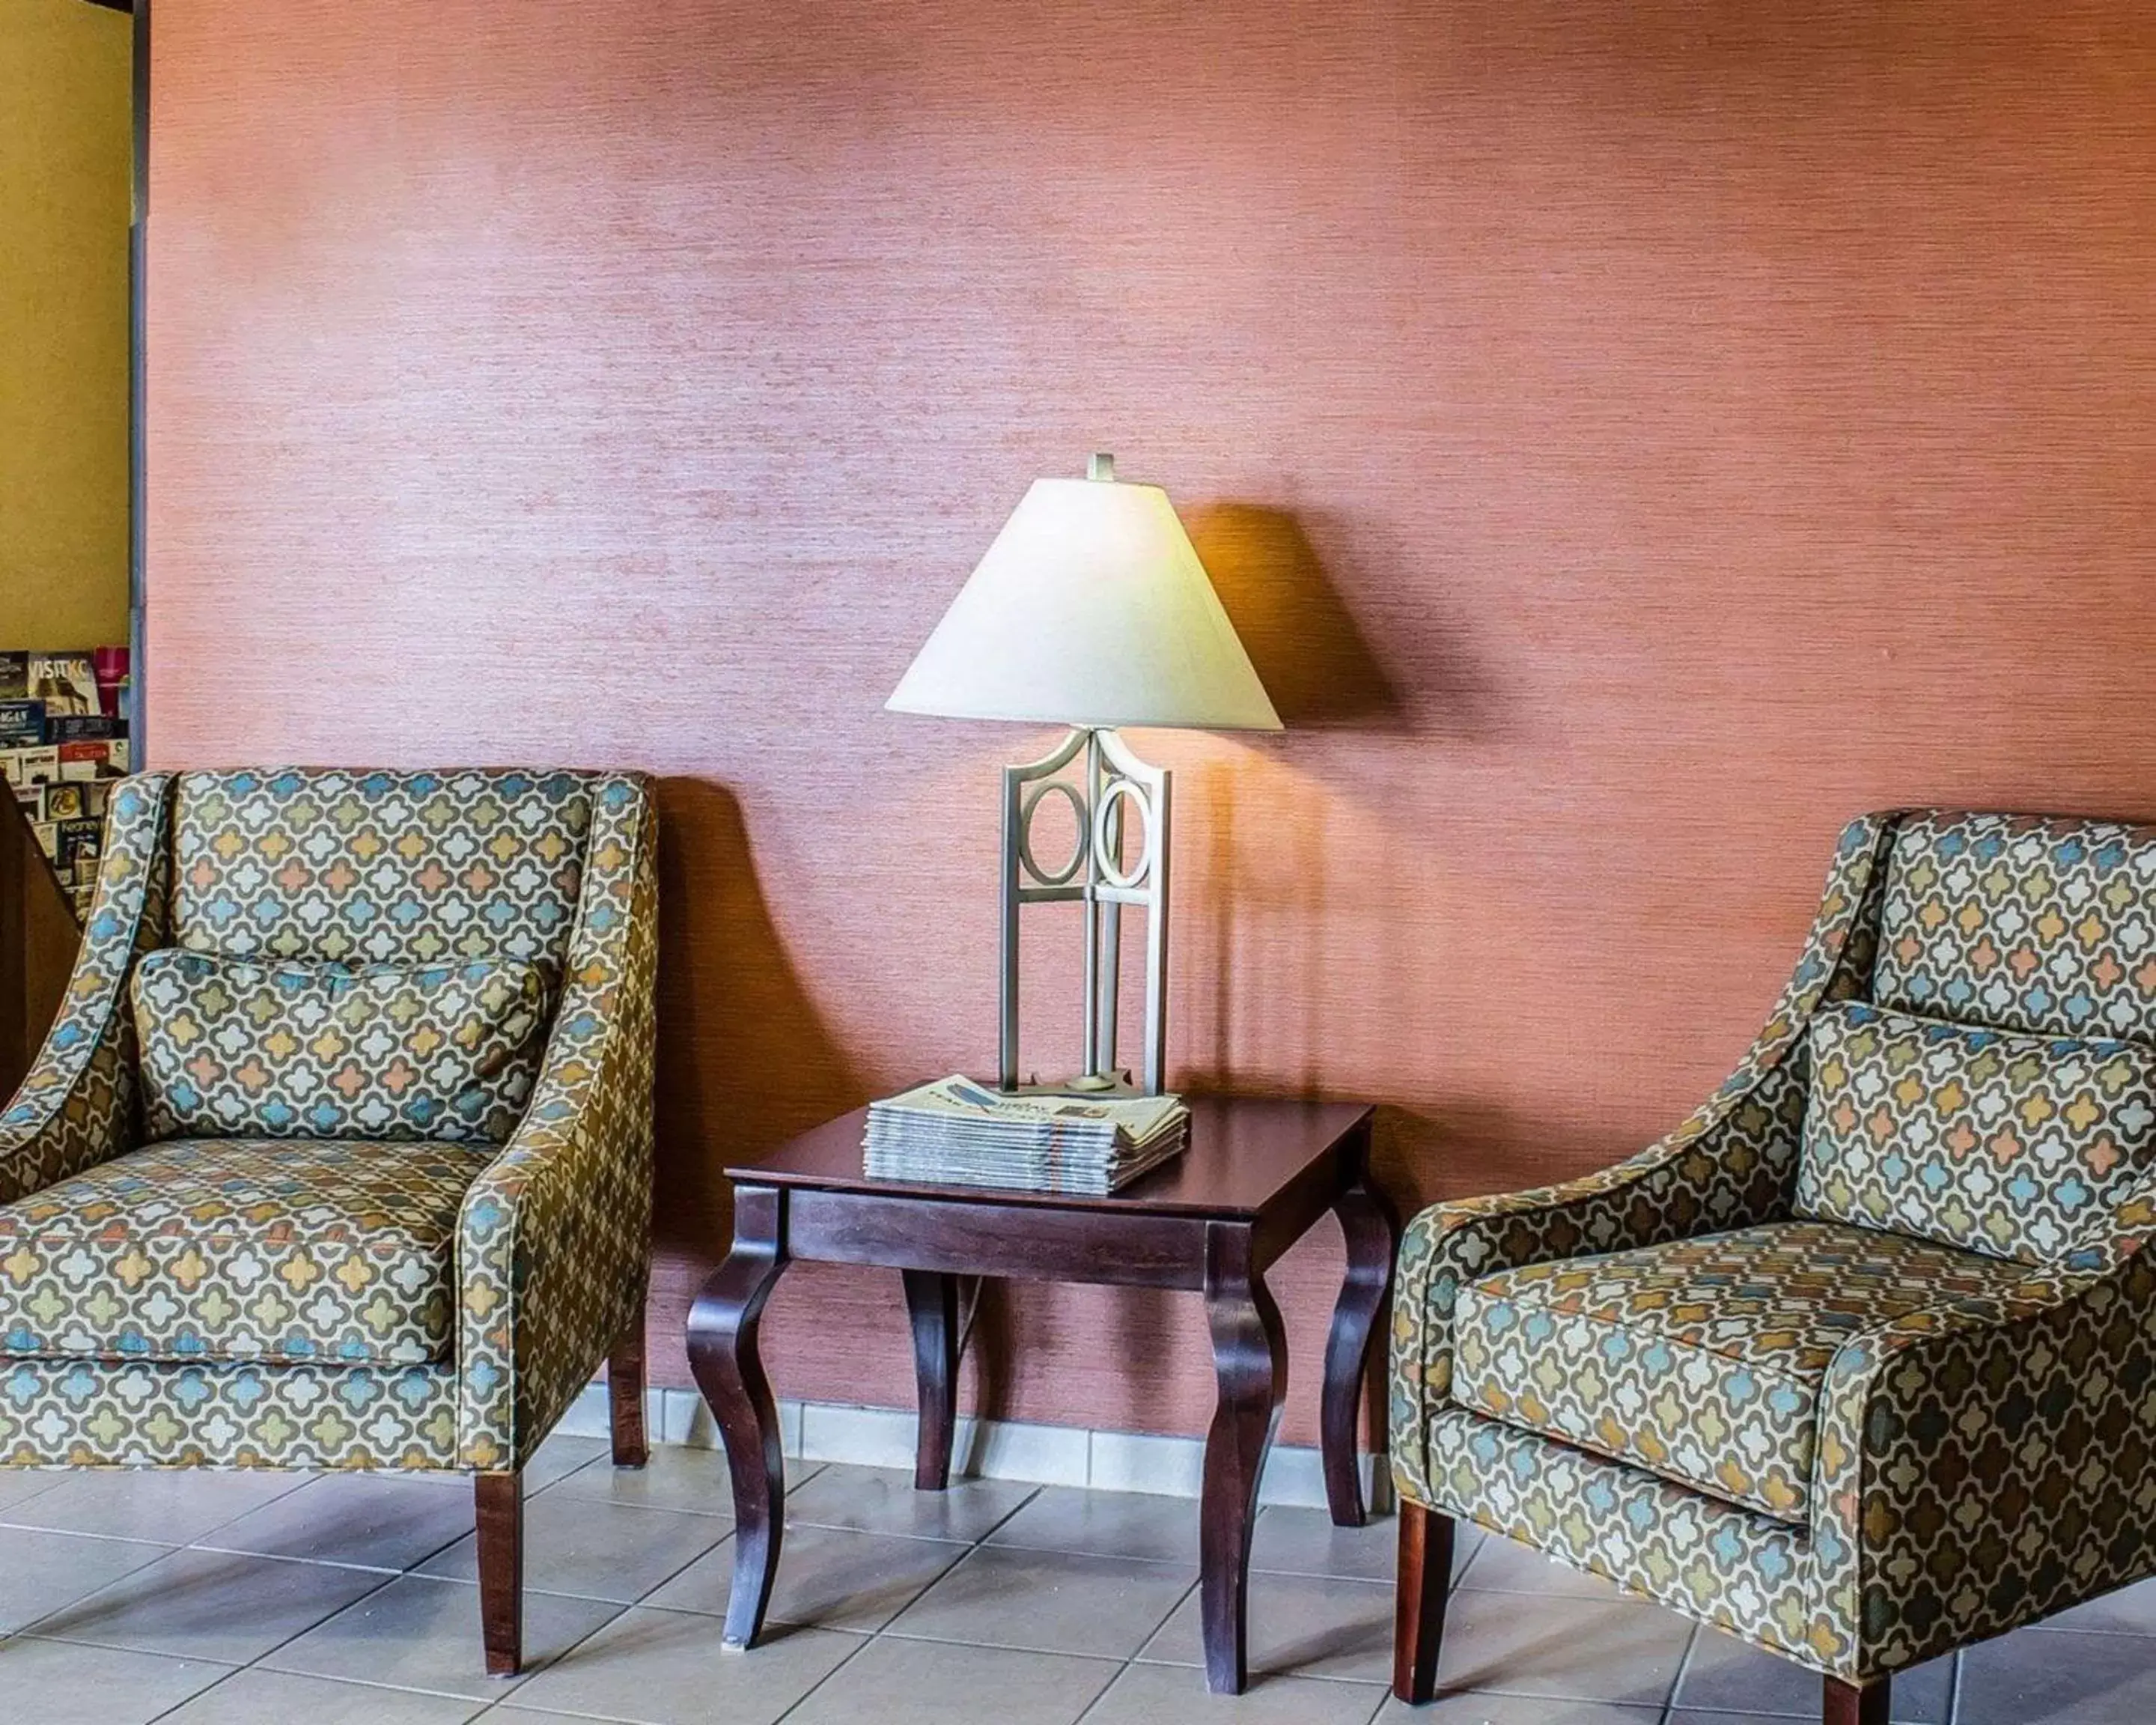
top-left (998, 726), bottom-right (1172, 1096)
top-left (1062, 1071), bottom-right (1124, 1094)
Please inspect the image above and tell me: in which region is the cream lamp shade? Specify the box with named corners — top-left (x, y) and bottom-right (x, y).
top-left (887, 460), bottom-right (1282, 732)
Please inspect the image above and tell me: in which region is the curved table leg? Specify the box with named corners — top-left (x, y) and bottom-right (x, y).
top-left (686, 1184), bottom-right (790, 1649)
top-left (903, 1271), bottom-right (974, 1491)
top-left (1321, 1170), bottom-right (1398, 1527)
top-left (1199, 1221), bottom-right (1287, 1696)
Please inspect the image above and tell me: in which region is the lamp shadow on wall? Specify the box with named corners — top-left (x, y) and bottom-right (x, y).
top-left (1184, 504), bottom-right (1408, 731)
top-left (649, 777), bottom-right (863, 1300)
top-left (1175, 500), bottom-right (1501, 1090)
top-left (1084, 505), bottom-right (1492, 1445)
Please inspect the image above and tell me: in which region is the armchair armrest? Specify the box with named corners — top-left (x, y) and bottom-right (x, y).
top-left (1391, 813), bottom-right (1899, 1505)
top-left (0, 774), bottom-right (171, 1205)
top-left (457, 775), bottom-right (657, 1471)
top-left (1807, 1181), bottom-right (2156, 1679)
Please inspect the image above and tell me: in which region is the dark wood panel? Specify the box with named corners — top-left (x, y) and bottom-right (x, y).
top-left (0, 791), bottom-right (82, 1105)
top-left (144, 0), bottom-right (2156, 1443)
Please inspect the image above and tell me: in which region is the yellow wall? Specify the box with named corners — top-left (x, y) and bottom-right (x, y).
top-left (0, 0), bottom-right (131, 649)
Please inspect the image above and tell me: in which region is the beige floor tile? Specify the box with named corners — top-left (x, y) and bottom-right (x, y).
top-left (524, 1433), bottom-right (614, 1492)
top-left (1457, 1535), bottom-right (1619, 1600)
top-left (1140, 1571), bottom-right (1395, 1685)
top-left (1674, 1628), bottom-right (1951, 1721)
top-left (0, 1526), bottom-right (174, 1633)
top-left (159, 1667), bottom-right (487, 1723)
top-left (417, 1491), bottom-right (728, 1602)
top-left (546, 1443), bottom-right (740, 1519)
top-left (27, 1547), bottom-right (386, 1664)
top-left (2047, 1574), bottom-right (2156, 1637)
top-left (1959, 1625), bottom-right (2156, 1724)
top-left (1665, 1712), bottom-right (1920, 1725)
top-left (1664, 1716), bottom-right (1797, 1724)
top-left (645, 1522), bottom-right (964, 1634)
top-left (889, 1543), bottom-right (1196, 1659)
top-left (1, 1468), bottom-right (306, 1545)
top-left (1082, 1661), bottom-right (1387, 1724)
top-left (783, 1634), bottom-right (1119, 1725)
top-left (1427, 1589), bottom-right (1692, 1708)
top-left (987, 1485), bottom-right (1203, 1565)
top-left (195, 1470), bottom-right (479, 1572)
top-left (0, 1636), bottom-right (232, 1724)
top-left (1374, 1697), bottom-right (1662, 1724)
top-left (0, 1467), bottom-right (68, 1514)
top-left (787, 1462), bottom-right (1037, 1542)
top-left (1249, 1506), bottom-right (1425, 1583)
top-left (508, 1605), bottom-right (864, 1724)
top-left (261, 1572), bottom-right (621, 1700)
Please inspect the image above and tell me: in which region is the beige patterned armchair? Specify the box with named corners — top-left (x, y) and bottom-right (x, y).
top-left (1390, 812), bottom-right (2156, 1724)
top-left (0, 768), bottom-right (657, 1676)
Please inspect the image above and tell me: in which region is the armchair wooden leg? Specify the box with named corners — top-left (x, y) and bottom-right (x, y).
top-left (475, 1471), bottom-right (523, 1677)
top-left (609, 1309), bottom-right (650, 1469)
top-left (1392, 1499), bottom-right (1454, 1704)
top-left (1824, 1675), bottom-right (1889, 1725)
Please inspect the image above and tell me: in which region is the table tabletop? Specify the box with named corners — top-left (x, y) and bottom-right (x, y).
top-left (724, 1092), bottom-right (1374, 1220)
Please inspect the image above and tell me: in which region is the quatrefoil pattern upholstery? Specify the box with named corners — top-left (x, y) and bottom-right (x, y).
top-left (1449, 1219), bottom-right (2038, 1523)
top-left (1392, 810), bottom-right (2156, 1686)
top-left (0, 769), bottom-right (656, 1472)
top-left (0, 1137), bottom-right (497, 1366)
top-left (1797, 1000), bottom-right (2156, 1266)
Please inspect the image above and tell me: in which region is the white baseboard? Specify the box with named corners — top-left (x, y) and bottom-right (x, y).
top-left (555, 1384), bottom-right (1392, 1514)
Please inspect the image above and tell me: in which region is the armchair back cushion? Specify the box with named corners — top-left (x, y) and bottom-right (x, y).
top-left (1798, 1000), bottom-right (2156, 1265)
top-left (132, 951), bottom-right (555, 1144)
top-left (1872, 810), bottom-right (2156, 1041)
top-left (167, 770), bottom-right (592, 969)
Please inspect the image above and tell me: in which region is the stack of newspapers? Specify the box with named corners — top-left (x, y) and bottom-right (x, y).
top-left (863, 1077), bottom-right (1190, 1196)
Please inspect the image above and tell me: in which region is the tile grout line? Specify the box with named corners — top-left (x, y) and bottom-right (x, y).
top-left (36, 1561), bottom-right (407, 1723)
top-left (769, 1472), bottom-right (1199, 1725)
top-left (763, 1518), bottom-right (996, 1725)
top-left (1658, 1619), bottom-right (1704, 1724)
top-left (138, 1659), bottom-right (253, 1725)
top-left (966, 1480), bottom-right (1044, 1545)
top-left (1070, 1656), bottom-right (1137, 1724)
top-left (126, 1450), bottom-right (630, 1724)
top-left (40, 1458), bottom-right (2102, 1724)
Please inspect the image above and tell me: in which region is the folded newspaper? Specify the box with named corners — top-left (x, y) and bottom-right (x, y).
top-left (863, 1077), bottom-right (1190, 1196)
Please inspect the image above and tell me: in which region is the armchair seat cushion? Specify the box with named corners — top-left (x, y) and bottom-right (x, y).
top-left (1448, 1219), bottom-right (2034, 1521)
top-left (0, 1137), bottom-right (498, 1366)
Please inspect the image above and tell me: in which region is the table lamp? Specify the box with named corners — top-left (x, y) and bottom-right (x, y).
top-left (889, 454), bottom-right (1282, 1095)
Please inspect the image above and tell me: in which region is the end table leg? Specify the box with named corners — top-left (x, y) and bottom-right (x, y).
top-left (1200, 1223), bottom-right (1287, 1696)
top-left (686, 1184), bottom-right (790, 1650)
top-left (1321, 1175), bottom-right (1398, 1527)
top-left (902, 1270), bottom-right (963, 1491)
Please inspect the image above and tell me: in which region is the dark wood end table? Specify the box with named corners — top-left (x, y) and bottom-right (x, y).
top-left (686, 1094), bottom-right (1395, 1695)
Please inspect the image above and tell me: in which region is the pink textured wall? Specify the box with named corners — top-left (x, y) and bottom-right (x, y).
top-left (145, 1), bottom-right (2156, 1443)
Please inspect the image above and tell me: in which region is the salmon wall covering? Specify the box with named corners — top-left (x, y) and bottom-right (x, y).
top-left (144, 1), bottom-right (2156, 1444)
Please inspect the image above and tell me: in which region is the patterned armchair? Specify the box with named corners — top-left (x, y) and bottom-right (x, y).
top-left (1390, 811), bottom-right (2156, 1725)
top-left (0, 768), bottom-right (657, 1676)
